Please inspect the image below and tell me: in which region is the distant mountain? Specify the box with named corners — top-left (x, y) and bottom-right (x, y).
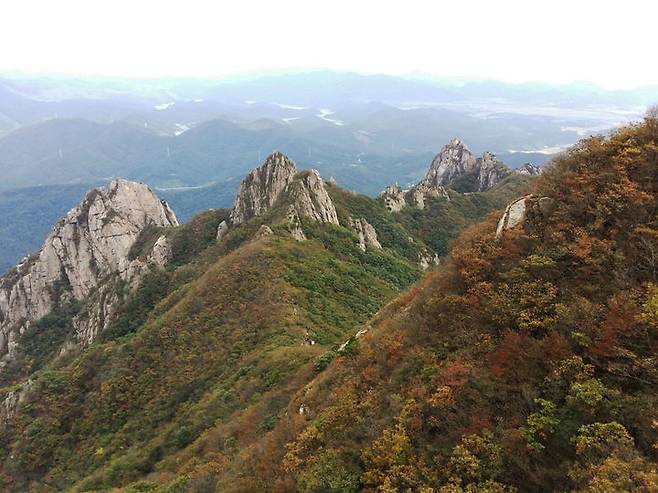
top-left (0, 110), bottom-right (566, 192)
top-left (0, 69), bottom-right (651, 275)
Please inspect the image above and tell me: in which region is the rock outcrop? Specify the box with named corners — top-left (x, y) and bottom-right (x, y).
top-left (285, 170), bottom-right (339, 225)
top-left (286, 206), bottom-right (307, 241)
top-left (476, 151), bottom-right (512, 191)
top-left (1, 379), bottom-right (33, 429)
top-left (380, 139), bottom-right (512, 213)
top-left (224, 152), bottom-right (339, 238)
top-left (422, 139), bottom-right (511, 192)
top-left (518, 162), bottom-right (543, 176)
top-left (418, 250), bottom-right (440, 271)
top-left (216, 220), bottom-right (229, 242)
top-left (349, 217), bottom-right (382, 251)
top-left (230, 151), bottom-right (297, 225)
top-left (0, 179), bottom-right (178, 364)
top-left (408, 182), bottom-right (450, 209)
top-left (423, 138), bottom-right (478, 188)
top-left (496, 194), bottom-right (556, 238)
top-left (381, 184), bottom-right (407, 212)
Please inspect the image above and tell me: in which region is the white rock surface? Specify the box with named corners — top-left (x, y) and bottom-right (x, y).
top-left (0, 179), bottom-right (178, 364)
top-left (418, 250), bottom-right (440, 271)
top-left (495, 194), bottom-right (556, 238)
top-left (229, 152), bottom-right (339, 229)
top-left (517, 162), bottom-right (543, 176)
top-left (380, 184), bottom-right (407, 212)
top-left (422, 139), bottom-right (511, 192)
top-left (287, 206), bottom-right (307, 241)
top-left (216, 220), bottom-right (229, 242)
top-left (286, 170), bottom-right (340, 225)
top-left (423, 138), bottom-right (478, 187)
top-left (230, 151), bottom-right (297, 225)
top-left (1, 379), bottom-right (33, 429)
top-left (496, 197), bottom-right (529, 237)
top-left (349, 217), bottom-right (382, 251)
top-left (409, 182), bottom-right (450, 209)
top-left (476, 151), bottom-right (512, 191)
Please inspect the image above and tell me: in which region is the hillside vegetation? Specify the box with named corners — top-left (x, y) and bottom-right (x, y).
top-left (237, 115), bottom-right (658, 492)
top-left (3, 115), bottom-right (655, 492)
top-left (0, 163), bottom-right (529, 492)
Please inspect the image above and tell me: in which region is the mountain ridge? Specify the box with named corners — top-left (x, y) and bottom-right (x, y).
top-left (0, 134), bottom-right (538, 491)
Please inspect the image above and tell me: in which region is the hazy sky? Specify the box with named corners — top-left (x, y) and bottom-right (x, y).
top-left (3, 0), bottom-right (657, 89)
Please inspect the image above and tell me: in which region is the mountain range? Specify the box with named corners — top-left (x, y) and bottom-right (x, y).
top-left (0, 113), bottom-right (656, 491)
top-left (1, 71), bottom-right (653, 274)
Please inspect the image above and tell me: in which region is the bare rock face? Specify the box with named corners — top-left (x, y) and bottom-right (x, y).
top-left (227, 152), bottom-right (339, 233)
top-left (230, 151), bottom-right (297, 225)
top-left (285, 170), bottom-right (340, 225)
top-left (496, 196), bottom-right (529, 237)
top-left (380, 139), bottom-right (513, 213)
top-left (408, 182), bottom-right (450, 209)
top-left (423, 138), bottom-right (478, 188)
top-left (496, 195), bottom-right (556, 238)
top-left (349, 217), bottom-right (382, 251)
top-left (418, 250), bottom-right (440, 271)
top-left (476, 152), bottom-right (512, 191)
top-left (423, 139), bottom-right (511, 192)
top-left (518, 162), bottom-right (543, 176)
top-left (286, 206), bottom-right (307, 241)
top-left (216, 220), bottom-right (229, 242)
top-left (381, 184), bottom-right (406, 212)
top-left (74, 234), bottom-right (174, 345)
top-left (0, 179), bottom-right (178, 363)
top-left (1, 379), bottom-right (33, 429)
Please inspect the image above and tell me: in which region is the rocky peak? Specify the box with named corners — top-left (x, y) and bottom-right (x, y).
top-left (475, 151), bottom-right (512, 191)
top-left (286, 170), bottom-right (340, 225)
top-left (421, 139), bottom-right (512, 192)
top-left (0, 179), bottom-right (178, 363)
top-left (422, 138), bottom-right (477, 188)
top-left (230, 151), bottom-right (297, 225)
top-left (518, 162), bottom-right (543, 176)
top-left (223, 153), bottom-right (339, 238)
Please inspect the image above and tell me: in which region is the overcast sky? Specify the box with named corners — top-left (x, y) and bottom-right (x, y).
top-left (2, 0), bottom-right (657, 89)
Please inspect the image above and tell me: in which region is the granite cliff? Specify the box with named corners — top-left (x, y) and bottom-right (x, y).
top-left (0, 179), bottom-right (178, 367)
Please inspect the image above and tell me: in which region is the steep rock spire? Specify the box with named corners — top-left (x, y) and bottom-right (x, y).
top-left (230, 151), bottom-right (297, 225)
top-left (285, 170), bottom-right (339, 225)
top-left (422, 138), bottom-right (478, 188)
